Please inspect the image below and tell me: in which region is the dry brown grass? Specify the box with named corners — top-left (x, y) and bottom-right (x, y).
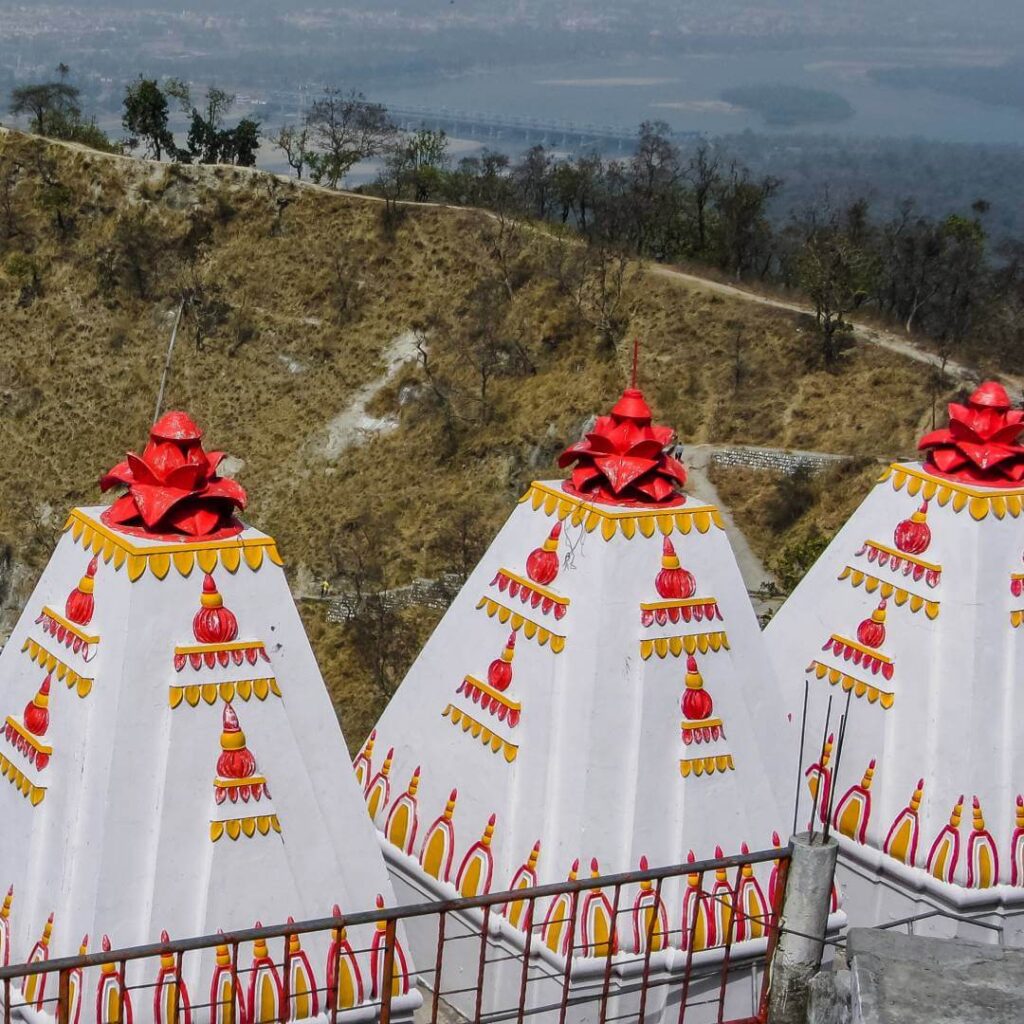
top-left (0, 130), bottom-right (946, 745)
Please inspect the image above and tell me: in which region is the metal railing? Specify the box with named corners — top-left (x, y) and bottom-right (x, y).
top-left (0, 844), bottom-right (790, 1024)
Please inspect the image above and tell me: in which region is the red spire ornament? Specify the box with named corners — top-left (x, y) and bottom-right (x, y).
top-left (23, 675), bottom-right (50, 737)
top-left (487, 633), bottom-right (517, 692)
top-left (557, 358), bottom-right (687, 506)
top-left (525, 524), bottom-right (561, 585)
top-left (681, 656), bottom-right (714, 721)
top-left (100, 411), bottom-right (247, 539)
top-left (893, 501), bottom-right (931, 555)
top-left (656, 538), bottom-right (696, 599)
top-left (217, 704), bottom-right (257, 780)
top-left (918, 381), bottom-right (1024, 487)
top-left (65, 557), bottom-right (97, 626)
top-left (856, 600), bottom-right (887, 649)
top-left (193, 575), bottom-right (239, 644)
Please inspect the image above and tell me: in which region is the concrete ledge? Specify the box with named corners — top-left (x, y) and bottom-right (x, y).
top-left (848, 928), bottom-right (1024, 1024)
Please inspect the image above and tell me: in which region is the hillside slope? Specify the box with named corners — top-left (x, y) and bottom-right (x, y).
top-left (0, 130), bottom-right (943, 744)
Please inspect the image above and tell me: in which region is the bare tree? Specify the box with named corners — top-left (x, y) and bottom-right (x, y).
top-left (273, 122), bottom-right (310, 180)
top-left (306, 88), bottom-right (395, 188)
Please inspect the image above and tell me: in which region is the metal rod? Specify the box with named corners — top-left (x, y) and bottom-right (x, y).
top-left (809, 695), bottom-right (833, 843)
top-left (474, 905), bottom-right (491, 1023)
top-left (282, 929), bottom-right (292, 1024)
top-left (792, 679), bottom-right (810, 836)
top-left (57, 969), bottom-right (69, 1024)
top-left (715, 865), bottom-right (743, 1023)
top-left (823, 689), bottom-right (854, 844)
top-left (174, 951), bottom-right (184, 1024)
top-left (379, 919), bottom-right (397, 1024)
top-left (515, 899), bottom-right (535, 1024)
top-left (431, 911), bottom-right (446, 1024)
top-left (597, 884), bottom-right (622, 1024)
top-left (757, 852), bottom-right (791, 1023)
top-left (153, 298), bottom-right (185, 424)
top-left (556, 890), bottom-right (580, 1024)
top-left (118, 959), bottom-right (126, 1024)
top-left (636, 878), bottom-right (662, 1024)
top-left (676, 871), bottom-right (704, 1024)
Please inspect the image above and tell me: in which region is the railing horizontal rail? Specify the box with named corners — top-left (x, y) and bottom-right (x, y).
top-left (0, 844), bottom-right (789, 981)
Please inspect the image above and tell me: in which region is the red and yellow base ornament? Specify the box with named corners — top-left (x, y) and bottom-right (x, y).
top-left (326, 906), bottom-right (365, 1012)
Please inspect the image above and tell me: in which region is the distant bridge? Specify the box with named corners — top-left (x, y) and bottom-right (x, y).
top-left (387, 104), bottom-right (702, 153)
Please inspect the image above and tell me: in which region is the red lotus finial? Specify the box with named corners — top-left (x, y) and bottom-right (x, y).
top-left (918, 382), bottom-right (1024, 487)
top-left (100, 411), bottom-right (247, 538)
top-left (557, 385), bottom-right (687, 506)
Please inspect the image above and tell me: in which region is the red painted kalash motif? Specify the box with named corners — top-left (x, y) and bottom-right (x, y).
top-left (806, 598), bottom-right (897, 710)
top-left (640, 538), bottom-right (729, 662)
top-left (489, 523), bottom-right (569, 622)
top-left (99, 411), bottom-right (247, 540)
top-left (210, 703), bottom-right (281, 842)
top-left (35, 557), bottom-right (99, 661)
top-left (838, 497), bottom-right (942, 622)
top-left (680, 655), bottom-right (725, 746)
top-left (173, 574), bottom-right (271, 673)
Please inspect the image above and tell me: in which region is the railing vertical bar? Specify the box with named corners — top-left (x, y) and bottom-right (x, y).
top-left (515, 899), bottom-right (535, 1024)
top-left (757, 852), bottom-right (791, 1022)
top-left (557, 890), bottom-right (580, 1024)
top-left (597, 883), bottom-right (622, 1024)
top-left (676, 870), bottom-right (704, 1024)
top-left (282, 929), bottom-right (292, 1024)
top-left (379, 919), bottom-right (397, 1024)
top-left (636, 878), bottom-right (662, 1024)
top-left (431, 910), bottom-right (447, 1024)
top-left (4, 976), bottom-right (10, 1024)
top-left (174, 950), bottom-right (184, 1024)
top-left (57, 968), bottom-right (70, 1024)
top-left (117, 959), bottom-right (126, 1024)
top-left (230, 940), bottom-right (241, 1024)
top-left (716, 864), bottom-right (743, 1023)
top-left (473, 905), bottom-right (491, 1023)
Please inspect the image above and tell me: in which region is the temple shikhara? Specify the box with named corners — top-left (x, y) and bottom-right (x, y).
top-left (0, 413), bottom-right (415, 1022)
top-left (359, 383), bottom-right (816, 1021)
top-left (765, 382), bottom-right (1024, 943)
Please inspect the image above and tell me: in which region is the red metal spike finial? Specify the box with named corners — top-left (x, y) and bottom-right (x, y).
top-left (332, 904), bottom-right (342, 917)
top-left (714, 845), bottom-right (724, 859)
top-left (101, 934), bottom-right (111, 953)
top-left (639, 854), bottom-right (649, 871)
top-left (375, 894), bottom-right (385, 911)
top-left (772, 831), bottom-right (781, 847)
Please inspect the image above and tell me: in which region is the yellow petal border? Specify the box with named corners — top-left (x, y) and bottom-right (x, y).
top-left (519, 482), bottom-right (724, 540)
top-left (442, 704), bottom-right (518, 763)
top-left (806, 660), bottom-right (895, 709)
top-left (640, 632), bottom-right (730, 660)
top-left (883, 463), bottom-right (1024, 521)
top-left (21, 638), bottom-right (93, 697)
top-left (209, 814), bottom-right (281, 842)
top-left (679, 754), bottom-right (735, 778)
top-left (0, 754), bottom-right (46, 805)
top-left (169, 678), bottom-right (282, 708)
top-left (474, 597), bottom-right (567, 653)
top-left (62, 509), bottom-right (285, 582)
top-left (837, 567), bottom-right (940, 619)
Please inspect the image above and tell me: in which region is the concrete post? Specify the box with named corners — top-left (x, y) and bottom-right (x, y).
top-left (767, 832), bottom-right (839, 1024)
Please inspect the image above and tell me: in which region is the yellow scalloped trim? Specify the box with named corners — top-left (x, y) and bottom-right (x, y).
top-left (474, 597), bottom-right (567, 653)
top-left (1011, 610), bottom-right (1024, 628)
top-left (883, 464), bottom-right (1024, 521)
top-left (0, 754), bottom-right (46, 805)
top-left (21, 639), bottom-right (93, 697)
top-left (209, 814), bottom-right (281, 842)
top-left (679, 754), bottom-right (734, 778)
top-left (640, 632), bottom-right (730, 659)
top-left (837, 567), bottom-right (940, 619)
top-left (442, 704), bottom-right (518, 762)
top-left (519, 482), bottom-right (724, 541)
top-left (169, 678), bottom-right (282, 708)
top-left (807, 660), bottom-right (895, 709)
top-left (61, 509), bottom-right (285, 582)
